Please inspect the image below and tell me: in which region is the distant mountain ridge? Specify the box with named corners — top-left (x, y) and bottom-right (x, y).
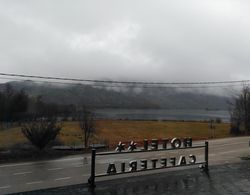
top-left (0, 81), bottom-right (230, 110)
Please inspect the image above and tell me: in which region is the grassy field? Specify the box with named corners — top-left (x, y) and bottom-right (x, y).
top-left (0, 120), bottom-right (231, 149)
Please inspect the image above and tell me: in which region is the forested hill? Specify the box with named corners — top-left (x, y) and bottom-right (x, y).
top-left (0, 81), bottom-right (230, 110)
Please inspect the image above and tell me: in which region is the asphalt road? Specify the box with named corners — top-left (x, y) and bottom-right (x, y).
top-left (0, 136), bottom-right (250, 194)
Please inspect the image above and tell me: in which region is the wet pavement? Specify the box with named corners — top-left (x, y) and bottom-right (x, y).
top-left (3, 137), bottom-right (250, 194)
top-left (14, 159), bottom-right (250, 195)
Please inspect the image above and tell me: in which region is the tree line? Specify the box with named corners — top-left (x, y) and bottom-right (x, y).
top-left (0, 84), bottom-right (95, 151)
top-left (0, 84), bottom-right (77, 123)
top-left (230, 86), bottom-right (250, 135)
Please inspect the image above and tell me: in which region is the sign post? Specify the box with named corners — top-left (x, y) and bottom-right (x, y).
top-left (204, 141), bottom-right (209, 173)
top-left (88, 149), bottom-right (96, 188)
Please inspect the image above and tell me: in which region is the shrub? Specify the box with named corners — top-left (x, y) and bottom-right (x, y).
top-left (215, 117), bottom-right (222, 124)
top-left (21, 118), bottom-right (61, 150)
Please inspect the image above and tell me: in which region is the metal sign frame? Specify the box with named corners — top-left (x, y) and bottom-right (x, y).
top-left (88, 139), bottom-right (208, 188)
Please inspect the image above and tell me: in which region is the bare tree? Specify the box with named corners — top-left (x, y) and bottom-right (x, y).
top-left (79, 108), bottom-right (95, 149)
top-left (230, 86), bottom-right (250, 135)
top-left (22, 118), bottom-right (61, 150)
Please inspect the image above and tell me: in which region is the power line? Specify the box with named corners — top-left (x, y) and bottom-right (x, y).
top-left (0, 76), bottom-right (244, 89)
top-left (0, 72), bottom-right (250, 86)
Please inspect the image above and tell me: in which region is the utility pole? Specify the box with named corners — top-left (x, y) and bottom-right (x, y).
top-left (209, 119), bottom-right (215, 138)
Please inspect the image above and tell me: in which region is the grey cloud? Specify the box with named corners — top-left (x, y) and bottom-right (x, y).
top-left (0, 0), bottom-right (250, 83)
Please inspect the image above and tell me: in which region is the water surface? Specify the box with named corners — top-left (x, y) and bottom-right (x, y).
top-left (94, 109), bottom-right (230, 122)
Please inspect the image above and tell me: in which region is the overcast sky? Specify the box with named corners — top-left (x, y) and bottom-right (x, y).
top-left (1, 0), bottom-right (250, 83)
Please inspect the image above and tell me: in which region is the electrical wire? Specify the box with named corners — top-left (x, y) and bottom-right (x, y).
top-left (0, 72), bottom-right (250, 86)
top-left (0, 76), bottom-right (245, 89)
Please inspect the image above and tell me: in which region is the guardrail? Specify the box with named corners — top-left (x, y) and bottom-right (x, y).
top-left (88, 138), bottom-right (208, 188)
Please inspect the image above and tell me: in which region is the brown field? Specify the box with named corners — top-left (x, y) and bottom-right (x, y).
top-left (0, 120), bottom-right (231, 149)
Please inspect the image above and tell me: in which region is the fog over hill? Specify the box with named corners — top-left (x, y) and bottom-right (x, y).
top-left (0, 81), bottom-right (231, 110)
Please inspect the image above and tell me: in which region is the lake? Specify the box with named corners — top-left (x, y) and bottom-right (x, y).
top-left (94, 109), bottom-right (230, 122)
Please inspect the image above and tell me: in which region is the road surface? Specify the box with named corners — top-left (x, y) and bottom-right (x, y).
top-left (0, 136), bottom-right (250, 194)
